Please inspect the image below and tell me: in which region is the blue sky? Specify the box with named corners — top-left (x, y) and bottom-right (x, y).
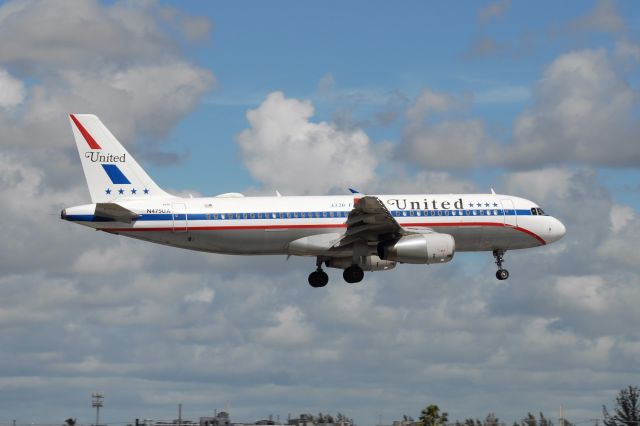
top-left (144, 1), bottom-right (640, 207)
top-left (1, 0), bottom-right (639, 425)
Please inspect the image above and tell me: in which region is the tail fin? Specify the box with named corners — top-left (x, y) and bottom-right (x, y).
top-left (69, 114), bottom-right (172, 202)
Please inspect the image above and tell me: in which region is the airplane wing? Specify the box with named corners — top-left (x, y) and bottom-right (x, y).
top-left (337, 195), bottom-right (406, 247)
top-left (94, 203), bottom-right (140, 223)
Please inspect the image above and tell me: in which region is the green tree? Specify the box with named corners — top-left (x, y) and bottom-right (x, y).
top-left (420, 405), bottom-right (449, 426)
top-left (539, 413), bottom-right (553, 426)
top-left (523, 413), bottom-right (537, 426)
top-left (603, 386), bottom-right (640, 426)
top-left (484, 413), bottom-right (500, 426)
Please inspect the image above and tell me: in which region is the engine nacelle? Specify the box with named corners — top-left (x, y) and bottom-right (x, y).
top-left (326, 255), bottom-right (396, 271)
top-left (378, 233), bottom-right (455, 264)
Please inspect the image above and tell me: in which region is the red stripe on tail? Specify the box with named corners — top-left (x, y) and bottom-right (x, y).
top-left (70, 114), bottom-right (101, 150)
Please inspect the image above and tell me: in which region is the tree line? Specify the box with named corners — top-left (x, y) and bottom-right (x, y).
top-left (413, 386), bottom-right (639, 426)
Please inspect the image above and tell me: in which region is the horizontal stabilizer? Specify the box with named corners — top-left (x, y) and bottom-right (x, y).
top-left (94, 203), bottom-right (140, 223)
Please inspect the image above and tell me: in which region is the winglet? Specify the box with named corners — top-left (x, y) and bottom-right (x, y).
top-left (349, 188), bottom-right (361, 194)
top-left (490, 187), bottom-right (496, 195)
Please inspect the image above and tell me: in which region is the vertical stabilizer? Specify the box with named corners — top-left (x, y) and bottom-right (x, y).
top-left (69, 114), bottom-right (172, 202)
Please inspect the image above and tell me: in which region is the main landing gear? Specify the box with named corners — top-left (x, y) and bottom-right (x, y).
top-left (343, 264), bottom-right (364, 284)
top-left (307, 258), bottom-right (365, 287)
top-left (493, 249), bottom-right (509, 280)
top-left (308, 258), bottom-right (329, 288)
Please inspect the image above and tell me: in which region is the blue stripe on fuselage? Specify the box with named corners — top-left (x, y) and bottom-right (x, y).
top-left (66, 208), bottom-right (538, 223)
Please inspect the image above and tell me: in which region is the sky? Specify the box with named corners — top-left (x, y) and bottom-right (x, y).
top-left (0, 0), bottom-right (639, 425)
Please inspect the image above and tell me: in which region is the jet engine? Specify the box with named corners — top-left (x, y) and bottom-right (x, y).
top-left (326, 255), bottom-right (396, 271)
top-left (378, 233), bottom-right (455, 264)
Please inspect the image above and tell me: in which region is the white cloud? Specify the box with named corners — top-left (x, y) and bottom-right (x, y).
top-left (478, 0), bottom-right (511, 23)
top-left (614, 39), bottom-right (640, 64)
top-left (502, 167), bottom-right (575, 200)
top-left (179, 15), bottom-right (213, 41)
top-left (403, 119), bottom-right (491, 169)
top-left (1, 1), bottom-right (640, 423)
top-left (609, 204), bottom-right (635, 233)
top-left (508, 48), bottom-right (639, 167)
top-left (0, 0), bottom-right (212, 70)
top-left (405, 89), bottom-right (472, 123)
top-left (185, 286), bottom-right (216, 303)
top-left (236, 91), bottom-right (378, 194)
top-left (401, 89), bottom-right (498, 169)
top-left (567, 0), bottom-right (625, 34)
top-left (474, 85), bottom-right (530, 104)
top-left (317, 72), bottom-right (335, 95)
top-left (259, 305), bottom-right (314, 346)
top-left (0, 68), bottom-right (25, 108)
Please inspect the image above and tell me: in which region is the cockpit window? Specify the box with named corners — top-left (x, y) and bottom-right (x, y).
top-left (537, 208), bottom-right (545, 215)
top-left (531, 208), bottom-right (538, 215)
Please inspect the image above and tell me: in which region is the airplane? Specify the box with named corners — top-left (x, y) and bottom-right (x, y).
top-left (61, 114), bottom-right (566, 287)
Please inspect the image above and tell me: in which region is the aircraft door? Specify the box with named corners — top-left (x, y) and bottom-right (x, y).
top-left (172, 203), bottom-right (188, 232)
top-left (500, 199), bottom-right (517, 227)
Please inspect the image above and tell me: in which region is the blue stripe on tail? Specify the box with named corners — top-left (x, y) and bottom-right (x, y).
top-left (102, 164), bottom-right (131, 184)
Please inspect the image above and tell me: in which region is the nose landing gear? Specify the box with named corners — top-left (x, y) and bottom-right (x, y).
top-left (493, 249), bottom-right (509, 280)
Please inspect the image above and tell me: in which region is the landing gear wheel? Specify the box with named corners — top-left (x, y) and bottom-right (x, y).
top-left (493, 249), bottom-right (509, 280)
top-left (496, 269), bottom-right (509, 281)
top-left (308, 270), bottom-right (329, 288)
top-left (343, 265), bottom-right (364, 284)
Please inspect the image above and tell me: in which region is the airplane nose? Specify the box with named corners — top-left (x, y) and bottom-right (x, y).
top-left (547, 217), bottom-right (566, 243)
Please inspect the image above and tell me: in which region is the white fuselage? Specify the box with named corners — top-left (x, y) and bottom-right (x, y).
top-left (62, 193), bottom-right (566, 257)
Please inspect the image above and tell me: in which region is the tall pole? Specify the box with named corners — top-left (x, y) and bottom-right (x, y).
top-left (178, 403), bottom-right (182, 426)
top-left (92, 393), bottom-right (104, 426)
top-left (560, 406), bottom-right (564, 426)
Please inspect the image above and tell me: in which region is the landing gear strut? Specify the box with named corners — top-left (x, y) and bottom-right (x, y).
top-left (308, 258), bottom-right (329, 288)
top-left (343, 264), bottom-right (364, 284)
top-left (493, 249), bottom-right (509, 280)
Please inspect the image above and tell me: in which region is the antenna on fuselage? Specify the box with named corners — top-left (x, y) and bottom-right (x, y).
top-left (490, 187), bottom-right (496, 195)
